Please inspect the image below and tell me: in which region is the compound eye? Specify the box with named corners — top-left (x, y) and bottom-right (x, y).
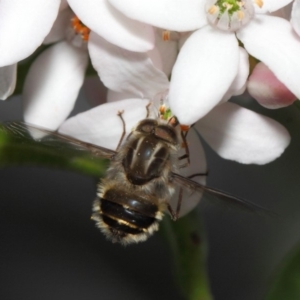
top-left (135, 119), bottom-right (158, 133)
top-left (155, 125), bottom-right (178, 145)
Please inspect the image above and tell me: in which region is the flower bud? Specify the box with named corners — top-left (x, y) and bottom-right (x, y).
top-left (247, 62), bottom-right (297, 109)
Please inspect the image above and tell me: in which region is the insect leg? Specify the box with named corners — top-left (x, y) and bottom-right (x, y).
top-left (167, 203), bottom-right (176, 220)
top-left (188, 172), bottom-right (209, 178)
top-left (167, 187), bottom-right (183, 221)
top-left (145, 102), bottom-right (152, 118)
top-left (116, 110), bottom-right (126, 152)
top-left (180, 129), bottom-right (190, 165)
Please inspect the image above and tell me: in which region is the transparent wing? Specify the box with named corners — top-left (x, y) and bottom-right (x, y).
top-left (170, 172), bottom-right (273, 216)
top-left (1, 121), bottom-right (116, 160)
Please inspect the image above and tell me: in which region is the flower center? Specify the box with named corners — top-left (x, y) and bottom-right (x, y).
top-left (66, 16), bottom-right (91, 48)
top-left (205, 0), bottom-right (263, 32)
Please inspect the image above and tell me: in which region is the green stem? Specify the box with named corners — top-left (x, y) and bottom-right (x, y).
top-left (161, 209), bottom-right (213, 300)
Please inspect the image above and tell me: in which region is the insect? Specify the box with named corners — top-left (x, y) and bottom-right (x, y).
top-left (1, 105), bottom-right (268, 245)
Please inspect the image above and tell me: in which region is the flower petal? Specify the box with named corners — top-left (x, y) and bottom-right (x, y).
top-left (0, 64), bottom-right (17, 100)
top-left (291, 0), bottom-right (300, 36)
top-left (169, 26), bottom-right (239, 125)
top-left (196, 102), bottom-right (291, 164)
top-left (43, 8), bottom-right (74, 44)
top-left (237, 15), bottom-right (300, 100)
top-left (255, 0), bottom-right (293, 13)
top-left (109, 0), bottom-right (207, 31)
top-left (0, 0), bottom-right (60, 66)
top-left (88, 32), bottom-right (169, 100)
top-left (221, 47), bottom-right (249, 102)
top-left (59, 99), bottom-right (153, 150)
top-left (68, 0), bottom-right (155, 52)
top-left (247, 62), bottom-right (296, 109)
top-left (23, 42), bottom-right (88, 130)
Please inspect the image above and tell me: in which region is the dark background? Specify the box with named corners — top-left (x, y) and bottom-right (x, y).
top-left (0, 92), bottom-right (300, 300)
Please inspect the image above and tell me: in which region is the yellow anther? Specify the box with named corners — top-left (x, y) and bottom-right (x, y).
top-left (162, 30), bottom-right (171, 41)
top-left (208, 5), bottom-right (218, 14)
top-left (254, 0), bottom-right (263, 8)
top-left (237, 10), bottom-right (245, 20)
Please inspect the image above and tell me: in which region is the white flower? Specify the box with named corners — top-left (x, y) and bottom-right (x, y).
top-left (0, 0), bottom-right (63, 67)
top-left (0, 0), bottom-right (155, 106)
top-left (0, 0), bottom-right (154, 68)
top-left (0, 0), bottom-right (64, 100)
top-left (108, 0), bottom-right (299, 125)
top-left (23, 7), bottom-right (89, 130)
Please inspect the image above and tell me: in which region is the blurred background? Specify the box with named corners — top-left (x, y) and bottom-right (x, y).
top-left (0, 91), bottom-right (299, 300)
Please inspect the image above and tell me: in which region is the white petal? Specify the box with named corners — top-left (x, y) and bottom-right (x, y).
top-left (255, 0), bottom-right (293, 13)
top-left (196, 102), bottom-right (291, 164)
top-left (109, 0), bottom-right (207, 31)
top-left (169, 26), bottom-right (239, 125)
top-left (23, 42), bottom-right (88, 130)
top-left (0, 0), bottom-right (60, 66)
top-left (59, 99), bottom-right (153, 150)
top-left (68, 0), bottom-right (155, 52)
top-left (291, 0), bottom-right (300, 36)
top-left (43, 8), bottom-right (74, 44)
top-left (88, 32), bottom-right (170, 100)
top-left (237, 15), bottom-right (300, 99)
top-left (0, 64), bottom-right (17, 100)
top-left (221, 47), bottom-right (249, 102)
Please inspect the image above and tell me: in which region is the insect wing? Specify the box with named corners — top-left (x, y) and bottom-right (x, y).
top-left (1, 121), bottom-right (116, 160)
top-left (171, 172), bottom-right (271, 215)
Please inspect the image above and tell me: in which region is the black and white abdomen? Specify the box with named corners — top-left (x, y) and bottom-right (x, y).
top-left (92, 185), bottom-right (164, 245)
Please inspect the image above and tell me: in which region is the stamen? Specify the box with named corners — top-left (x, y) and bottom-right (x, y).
top-left (162, 30), bottom-right (171, 41)
top-left (254, 0), bottom-right (263, 8)
top-left (205, 0), bottom-right (256, 32)
top-left (159, 29), bottom-right (180, 42)
top-left (71, 16), bottom-right (91, 42)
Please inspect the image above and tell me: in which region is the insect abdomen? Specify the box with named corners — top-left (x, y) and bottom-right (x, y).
top-left (92, 188), bottom-right (162, 244)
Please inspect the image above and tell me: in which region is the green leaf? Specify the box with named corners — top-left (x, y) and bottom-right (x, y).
top-left (161, 209), bottom-right (213, 300)
top-left (266, 242), bottom-right (300, 300)
top-left (0, 123), bottom-right (109, 177)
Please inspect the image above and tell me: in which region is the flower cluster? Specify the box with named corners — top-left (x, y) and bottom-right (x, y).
top-left (0, 0), bottom-right (296, 215)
